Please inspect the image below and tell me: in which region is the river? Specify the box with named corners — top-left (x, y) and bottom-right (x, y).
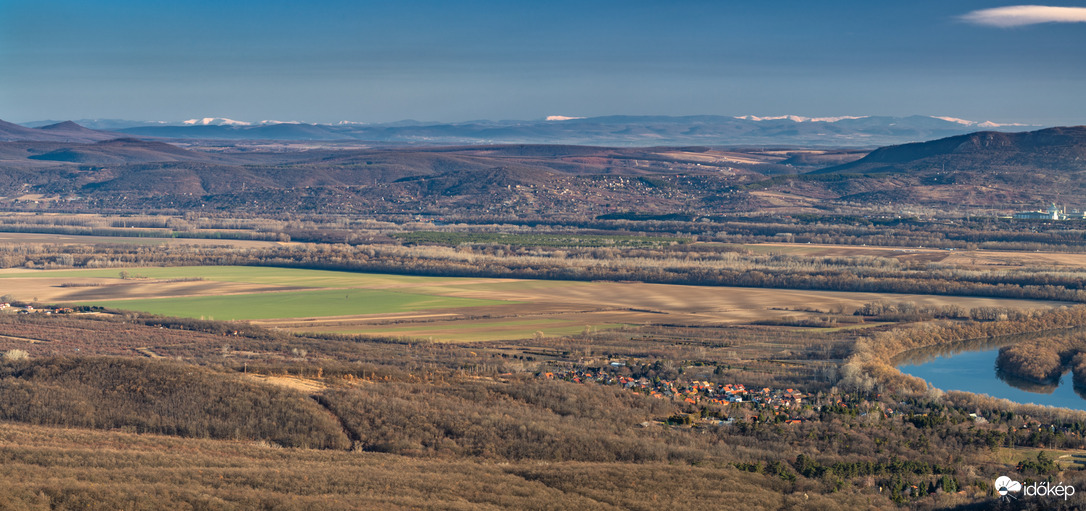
top-left (896, 335), bottom-right (1086, 410)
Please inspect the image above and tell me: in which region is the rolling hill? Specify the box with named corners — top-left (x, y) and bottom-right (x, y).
top-left (28, 138), bottom-right (216, 165)
top-left (0, 120), bottom-right (126, 143)
top-left (2, 118), bottom-right (1084, 214)
top-left (792, 126), bottom-right (1086, 207)
top-left (818, 126), bottom-right (1086, 175)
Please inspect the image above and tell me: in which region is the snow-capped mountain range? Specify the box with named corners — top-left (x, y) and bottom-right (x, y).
top-left (929, 116), bottom-right (1032, 128)
top-left (177, 114), bottom-right (1035, 129)
top-left (181, 118), bottom-right (304, 126)
top-left (18, 115), bottom-right (1047, 147)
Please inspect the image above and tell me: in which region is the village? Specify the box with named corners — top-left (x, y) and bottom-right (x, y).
top-left (539, 366), bottom-right (825, 426)
top-left (0, 302), bottom-right (74, 315)
top-left (536, 365), bottom-right (1086, 446)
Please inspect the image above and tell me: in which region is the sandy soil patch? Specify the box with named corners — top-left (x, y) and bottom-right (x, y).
top-left (134, 347), bottom-right (164, 358)
top-left (944, 250), bottom-right (1086, 270)
top-left (748, 191), bottom-right (818, 207)
top-left (655, 151), bottom-right (771, 165)
top-left (244, 373), bottom-right (327, 394)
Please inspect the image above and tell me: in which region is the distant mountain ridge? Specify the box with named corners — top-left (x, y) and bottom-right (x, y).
top-left (819, 126), bottom-right (1086, 174)
top-left (0, 119), bottom-right (125, 143)
top-left (16, 115), bottom-right (1044, 147)
top-left (791, 126), bottom-right (1086, 207)
top-left (0, 121), bottom-right (1083, 213)
top-left (27, 138), bottom-right (215, 165)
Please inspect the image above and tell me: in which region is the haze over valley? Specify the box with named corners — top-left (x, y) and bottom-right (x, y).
top-left (13, 114), bottom-right (1040, 147)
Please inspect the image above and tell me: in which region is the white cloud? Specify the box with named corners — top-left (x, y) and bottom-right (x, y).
top-left (961, 5), bottom-right (1086, 27)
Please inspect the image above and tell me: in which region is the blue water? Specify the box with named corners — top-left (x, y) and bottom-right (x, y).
top-left (897, 346), bottom-right (1086, 410)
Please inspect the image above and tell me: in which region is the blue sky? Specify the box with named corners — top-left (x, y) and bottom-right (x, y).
top-left (2, 0), bottom-right (1085, 124)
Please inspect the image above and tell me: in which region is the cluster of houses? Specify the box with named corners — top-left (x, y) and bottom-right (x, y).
top-left (540, 367), bottom-right (810, 418)
top-left (1012, 203), bottom-right (1086, 220)
top-left (0, 303), bottom-right (73, 315)
top-left (536, 366), bottom-right (1086, 450)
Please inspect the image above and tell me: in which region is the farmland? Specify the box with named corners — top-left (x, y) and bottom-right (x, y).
top-left (0, 265), bottom-right (1069, 342)
top-left (84, 288), bottom-right (508, 321)
top-left (2, 208), bottom-right (1086, 508)
top-left (2, 119), bottom-right (1086, 509)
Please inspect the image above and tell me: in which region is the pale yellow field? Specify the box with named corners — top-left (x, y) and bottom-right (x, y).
top-left (747, 191), bottom-right (820, 208)
top-left (743, 242), bottom-right (1086, 270)
top-left (655, 150), bottom-right (771, 165)
top-left (244, 373), bottom-right (327, 394)
top-left (943, 250), bottom-right (1086, 270)
top-left (0, 277), bottom-right (302, 303)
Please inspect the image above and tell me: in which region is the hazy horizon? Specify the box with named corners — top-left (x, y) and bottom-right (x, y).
top-left (3, 1), bottom-right (1086, 126)
top-left (4, 113), bottom-right (1050, 127)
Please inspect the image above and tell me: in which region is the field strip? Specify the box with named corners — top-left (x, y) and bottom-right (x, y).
top-left (254, 312), bottom-right (462, 325)
top-left (244, 373), bottom-right (327, 394)
top-left (134, 347), bottom-right (164, 358)
top-left (75, 288), bottom-right (514, 321)
top-left (256, 305), bottom-right (626, 325)
top-left (0, 334), bottom-right (49, 344)
top-left (72, 285), bottom-right (348, 302)
top-left (0, 231), bottom-right (299, 249)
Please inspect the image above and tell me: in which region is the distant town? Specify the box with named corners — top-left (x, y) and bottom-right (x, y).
top-left (1012, 203), bottom-right (1086, 220)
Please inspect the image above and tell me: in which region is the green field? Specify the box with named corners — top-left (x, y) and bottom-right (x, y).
top-left (83, 289), bottom-right (509, 321)
top-left (0, 265), bottom-right (476, 288)
top-left (0, 266), bottom-right (517, 320)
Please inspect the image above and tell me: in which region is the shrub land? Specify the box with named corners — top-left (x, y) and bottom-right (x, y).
top-left (0, 302), bottom-right (1080, 508)
top-left (1, 212), bottom-right (1086, 508)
